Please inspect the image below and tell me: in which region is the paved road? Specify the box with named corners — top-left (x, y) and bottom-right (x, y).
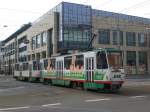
top-left (0, 76), bottom-right (150, 112)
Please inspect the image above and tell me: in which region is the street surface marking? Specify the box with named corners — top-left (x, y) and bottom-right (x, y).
top-left (124, 82), bottom-right (150, 86)
top-left (0, 86), bottom-right (24, 92)
top-left (42, 103), bottom-right (62, 107)
top-left (0, 106), bottom-right (30, 111)
top-left (130, 95), bottom-right (147, 98)
top-left (85, 98), bottom-right (111, 102)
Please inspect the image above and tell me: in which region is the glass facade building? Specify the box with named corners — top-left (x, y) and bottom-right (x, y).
top-left (126, 32), bottom-right (136, 46)
top-left (2, 2), bottom-right (150, 76)
top-left (39, 2), bottom-right (92, 50)
top-left (98, 29), bottom-right (110, 44)
top-left (59, 2), bottom-right (92, 50)
top-left (36, 2), bottom-right (150, 75)
top-left (47, 2), bottom-right (150, 51)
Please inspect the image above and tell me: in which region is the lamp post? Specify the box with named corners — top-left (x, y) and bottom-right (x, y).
top-left (145, 26), bottom-right (150, 75)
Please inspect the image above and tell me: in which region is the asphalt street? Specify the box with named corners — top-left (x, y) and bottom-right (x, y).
top-left (0, 75), bottom-right (150, 112)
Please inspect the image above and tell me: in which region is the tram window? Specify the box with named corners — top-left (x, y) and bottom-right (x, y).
top-left (97, 51), bottom-right (108, 69)
top-left (39, 62), bottom-right (43, 70)
top-left (23, 63), bottom-right (28, 70)
top-left (33, 61), bottom-right (36, 70)
top-left (64, 56), bottom-right (72, 70)
top-left (43, 59), bottom-right (48, 70)
top-left (50, 59), bottom-right (55, 70)
top-left (15, 64), bottom-right (19, 71)
top-left (37, 61), bottom-right (40, 70)
top-left (75, 55), bottom-right (84, 69)
top-left (33, 61), bottom-right (40, 70)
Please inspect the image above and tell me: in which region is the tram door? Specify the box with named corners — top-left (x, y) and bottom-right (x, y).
top-left (85, 57), bottom-right (94, 82)
top-left (19, 64), bottom-right (23, 79)
top-left (56, 61), bottom-right (63, 79)
top-left (29, 64), bottom-right (32, 78)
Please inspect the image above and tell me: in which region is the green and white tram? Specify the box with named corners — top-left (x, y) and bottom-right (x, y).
top-left (40, 48), bottom-right (125, 91)
top-left (14, 60), bottom-right (41, 82)
top-left (31, 60), bottom-right (41, 81)
top-left (14, 62), bottom-right (30, 81)
top-left (14, 63), bottom-right (21, 79)
top-left (39, 58), bottom-right (48, 83)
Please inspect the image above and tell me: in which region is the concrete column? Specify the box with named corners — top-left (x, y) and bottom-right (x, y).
top-left (146, 32), bottom-right (149, 48)
top-left (123, 32), bottom-right (126, 47)
top-left (147, 51), bottom-right (150, 74)
top-left (40, 52), bottom-right (42, 59)
top-left (52, 12), bottom-right (59, 56)
top-left (136, 32), bottom-right (138, 47)
top-left (122, 31), bottom-right (127, 75)
top-left (146, 32), bottom-right (150, 75)
top-left (136, 51), bottom-right (139, 74)
top-left (15, 37), bottom-right (18, 63)
top-left (117, 31), bottom-right (120, 45)
top-left (123, 50), bottom-right (127, 74)
top-left (110, 31), bottom-right (113, 45)
top-left (47, 30), bottom-right (50, 58)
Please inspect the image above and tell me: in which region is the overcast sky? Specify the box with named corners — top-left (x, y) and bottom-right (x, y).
top-left (0, 0), bottom-right (150, 41)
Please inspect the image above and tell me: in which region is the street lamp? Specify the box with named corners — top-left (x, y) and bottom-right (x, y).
top-left (3, 25), bottom-right (8, 28)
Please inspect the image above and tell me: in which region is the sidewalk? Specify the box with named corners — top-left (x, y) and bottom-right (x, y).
top-left (0, 74), bottom-right (13, 79)
top-left (125, 74), bottom-right (150, 79)
top-left (124, 75), bottom-right (150, 86)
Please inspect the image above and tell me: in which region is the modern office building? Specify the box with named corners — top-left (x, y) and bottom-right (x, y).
top-left (1, 2), bottom-right (150, 76)
top-left (0, 41), bottom-right (5, 73)
top-left (1, 23), bottom-right (31, 75)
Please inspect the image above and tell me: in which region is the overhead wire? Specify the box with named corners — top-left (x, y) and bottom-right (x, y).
top-left (119, 0), bottom-right (150, 14)
top-left (1, 1), bottom-right (150, 39)
top-left (102, 0), bottom-right (150, 32)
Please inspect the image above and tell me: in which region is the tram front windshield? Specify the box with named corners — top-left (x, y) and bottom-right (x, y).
top-left (96, 51), bottom-right (108, 69)
top-left (107, 51), bottom-right (123, 69)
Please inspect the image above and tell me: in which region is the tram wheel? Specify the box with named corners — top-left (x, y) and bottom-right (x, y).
top-left (29, 77), bottom-right (33, 82)
top-left (71, 82), bottom-right (78, 89)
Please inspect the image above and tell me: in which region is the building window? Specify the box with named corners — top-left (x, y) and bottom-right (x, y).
top-left (28, 55), bottom-right (31, 61)
top-left (63, 27), bottom-right (90, 48)
top-left (32, 54), bottom-right (35, 60)
top-left (126, 51), bottom-right (136, 74)
top-left (119, 31), bottom-right (123, 45)
top-left (36, 53), bottom-right (40, 60)
top-left (62, 3), bottom-right (92, 49)
top-left (139, 51), bottom-right (147, 74)
top-left (36, 34), bottom-right (41, 48)
top-left (19, 46), bottom-right (27, 52)
top-left (99, 29), bottom-right (110, 44)
top-left (63, 3), bottom-right (91, 26)
top-left (33, 61), bottom-right (40, 70)
top-left (126, 32), bottom-right (136, 46)
top-left (19, 56), bottom-right (27, 62)
top-left (112, 31), bottom-right (118, 45)
top-left (31, 36), bottom-right (36, 50)
top-left (41, 32), bottom-right (47, 46)
top-left (138, 33), bottom-right (147, 47)
top-left (42, 51), bottom-right (46, 58)
top-left (23, 63), bottom-right (28, 71)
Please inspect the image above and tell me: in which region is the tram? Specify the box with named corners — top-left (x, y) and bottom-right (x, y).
top-left (14, 60), bottom-right (41, 82)
top-left (14, 63), bottom-right (20, 79)
top-left (40, 48), bottom-right (125, 91)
